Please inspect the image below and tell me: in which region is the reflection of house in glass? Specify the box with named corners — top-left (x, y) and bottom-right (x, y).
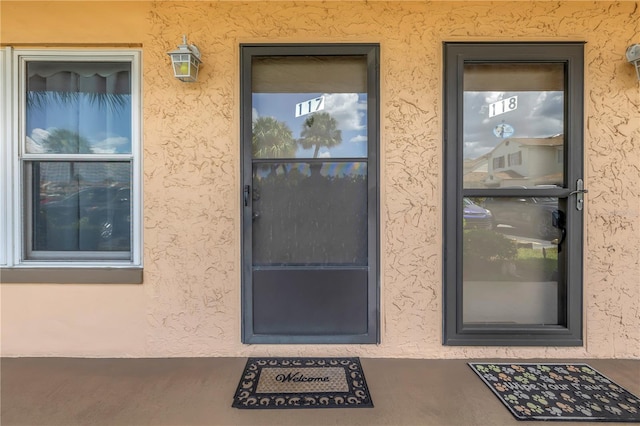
top-left (464, 135), bottom-right (563, 188)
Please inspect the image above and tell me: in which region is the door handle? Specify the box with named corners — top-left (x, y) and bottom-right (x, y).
top-left (244, 185), bottom-right (250, 207)
top-left (569, 179), bottom-right (588, 211)
top-left (552, 210), bottom-right (567, 252)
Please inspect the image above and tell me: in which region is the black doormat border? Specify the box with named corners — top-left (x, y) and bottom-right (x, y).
top-left (232, 357), bottom-right (373, 409)
top-left (469, 363), bottom-right (640, 422)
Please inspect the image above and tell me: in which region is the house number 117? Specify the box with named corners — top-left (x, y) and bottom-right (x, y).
top-left (295, 96), bottom-right (325, 118)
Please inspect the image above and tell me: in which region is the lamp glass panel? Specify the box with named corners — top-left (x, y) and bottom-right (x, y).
top-left (171, 54), bottom-right (192, 77)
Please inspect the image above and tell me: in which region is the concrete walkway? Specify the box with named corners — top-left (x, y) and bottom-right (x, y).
top-left (2, 358), bottom-right (638, 425)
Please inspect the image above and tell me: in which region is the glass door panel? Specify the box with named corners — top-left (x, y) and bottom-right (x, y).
top-left (461, 63), bottom-right (567, 326)
top-left (463, 196), bottom-right (562, 325)
top-left (463, 63), bottom-right (565, 189)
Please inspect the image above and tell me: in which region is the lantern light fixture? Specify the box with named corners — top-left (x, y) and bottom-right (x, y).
top-left (168, 35), bottom-right (202, 82)
top-left (626, 44), bottom-right (640, 81)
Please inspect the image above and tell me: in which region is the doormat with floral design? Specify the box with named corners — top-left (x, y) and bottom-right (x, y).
top-left (232, 357), bottom-right (373, 409)
top-left (469, 363), bottom-right (640, 422)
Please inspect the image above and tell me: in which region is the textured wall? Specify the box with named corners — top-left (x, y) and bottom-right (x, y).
top-left (1, 1), bottom-right (638, 359)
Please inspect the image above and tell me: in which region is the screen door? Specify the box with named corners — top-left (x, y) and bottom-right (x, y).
top-left (241, 44), bottom-right (379, 344)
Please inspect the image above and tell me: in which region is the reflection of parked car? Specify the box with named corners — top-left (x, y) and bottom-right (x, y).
top-left (463, 197), bottom-right (494, 230)
top-left (37, 186), bottom-right (131, 251)
top-left (483, 196), bottom-right (560, 239)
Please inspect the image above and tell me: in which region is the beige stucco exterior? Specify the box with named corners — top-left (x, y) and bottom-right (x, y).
top-left (1, 1), bottom-right (638, 359)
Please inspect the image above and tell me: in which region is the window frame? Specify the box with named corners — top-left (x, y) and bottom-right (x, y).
top-left (1, 48), bottom-right (9, 268)
top-left (443, 42), bottom-right (585, 346)
top-left (1, 48), bottom-right (143, 283)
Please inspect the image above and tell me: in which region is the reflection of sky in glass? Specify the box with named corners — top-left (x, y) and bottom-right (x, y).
top-left (26, 93), bottom-right (132, 154)
top-left (463, 91), bottom-right (563, 160)
top-left (253, 92), bottom-right (368, 158)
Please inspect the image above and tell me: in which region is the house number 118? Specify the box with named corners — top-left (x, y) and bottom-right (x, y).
top-left (489, 95), bottom-right (518, 118)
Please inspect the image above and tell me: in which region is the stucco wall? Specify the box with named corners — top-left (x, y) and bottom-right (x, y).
top-left (1, 1), bottom-right (638, 359)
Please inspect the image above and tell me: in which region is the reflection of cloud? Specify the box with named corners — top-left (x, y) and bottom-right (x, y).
top-left (252, 107), bottom-right (259, 121)
top-left (323, 93), bottom-right (366, 131)
top-left (26, 128), bottom-right (50, 153)
top-left (464, 141), bottom-right (494, 159)
top-left (31, 128), bottom-right (51, 142)
top-left (463, 91), bottom-right (564, 160)
top-left (483, 92), bottom-right (503, 104)
top-left (26, 137), bottom-right (45, 153)
top-left (349, 135), bottom-right (367, 143)
top-left (318, 151), bottom-right (332, 158)
top-left (531, 92), bottom-right (563, 118)
top-left (26, 128), bottom-right (130, 154)
top-left (92, 136), bottom-right (129, 154)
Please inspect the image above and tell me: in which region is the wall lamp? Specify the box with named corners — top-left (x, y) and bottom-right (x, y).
top-left (168, 35), bottom-right (202, 82)
top-left (627, 44), bottom-right (640, 81)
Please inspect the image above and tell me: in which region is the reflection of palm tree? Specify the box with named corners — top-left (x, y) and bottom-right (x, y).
top-left (252, 117), bottom-right (297, 158)
top-left (299, 112), bottom-right (342, 158)
top-left (43, 128), bottom-right (92, 154)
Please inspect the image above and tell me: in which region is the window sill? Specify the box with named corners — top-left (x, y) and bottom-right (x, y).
top-left (0, 267), bottom-right (143, 284)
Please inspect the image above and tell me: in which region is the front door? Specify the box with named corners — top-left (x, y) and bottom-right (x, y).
top-left (241, 44), bottom-right (379, 344)
top-left (443, 42), bottom-right (585, 345)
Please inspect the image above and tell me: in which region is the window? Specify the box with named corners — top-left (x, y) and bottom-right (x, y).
top-left (508, 151), bottom-right (522, 166)
top-left (1, 49), bottom-right (142, 283)
top-left (444, 43), bottom-right (585, 345)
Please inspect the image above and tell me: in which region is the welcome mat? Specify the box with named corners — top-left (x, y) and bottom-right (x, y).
top-left (232, 357), bottom-right (373, 409)
top-left (469, 363), bottom-right (640, 422)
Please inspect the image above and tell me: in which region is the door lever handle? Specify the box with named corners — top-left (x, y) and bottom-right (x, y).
top-left (570, 179), bottom-right (588, 211)
top-left (244, 185), bottom-right (250, 207)
top-left (568, 189), bottom-right (588, 196)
